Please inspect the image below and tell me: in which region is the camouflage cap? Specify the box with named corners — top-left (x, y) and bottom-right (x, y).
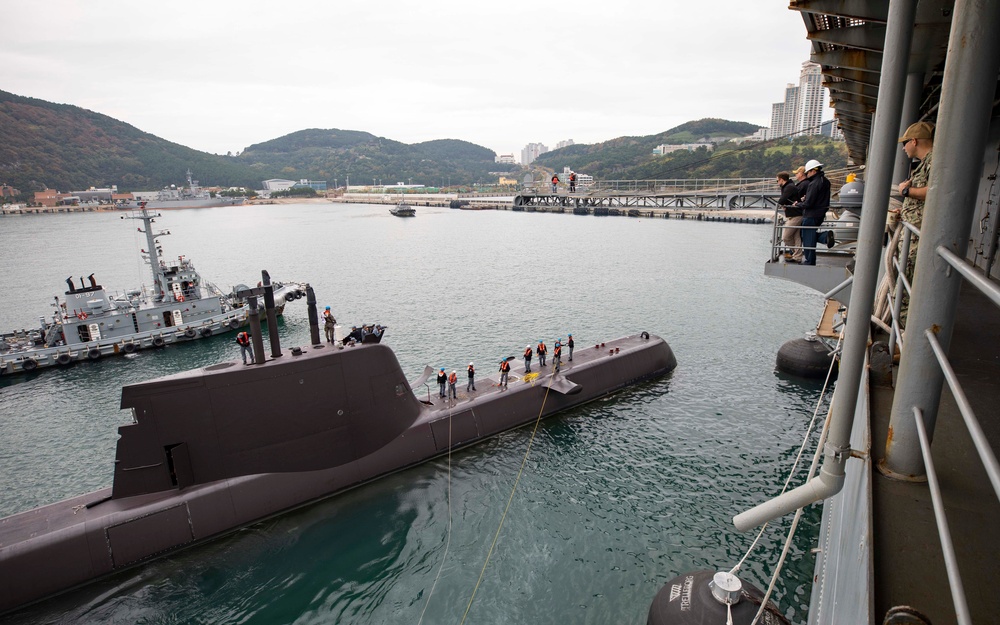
top-left (899, 121), bottom-right (935, 143)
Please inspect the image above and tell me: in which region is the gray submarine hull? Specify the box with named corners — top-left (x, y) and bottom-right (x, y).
top-left (0, 332), bottom-right (676, 614)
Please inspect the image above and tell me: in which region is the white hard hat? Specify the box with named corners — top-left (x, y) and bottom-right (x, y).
top-left (469, 362), bottom-right (474, 366)
top-left (805, 159), bottom-right (823, 171)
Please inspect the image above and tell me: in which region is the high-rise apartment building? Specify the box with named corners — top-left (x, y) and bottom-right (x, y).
top-left (766, 61), bottom-right (827, 139)
top-left (521, 142), bottom-right (549, 166)
top-left (555, 139), bottom-right (575, 149)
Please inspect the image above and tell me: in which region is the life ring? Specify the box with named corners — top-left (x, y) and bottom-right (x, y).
top-left (123, 342), bottom-right (137, 354)
top-left (77, 312), bottom-right (88, 320)
top-left (87, 348), bottom-right (101, 360)
top-left (152, 336), bottom-right (165, 348)
top-left (200, 328), bottom-right (213, 337)
top-left (177, 294), bottom-right (185, 302)
top-left (56, 353), bottom-right (72, 365)
top-left (228, 319), bottom-right (241, 330)
top-left (22, 359), bottom-right (38, 371)
top-left (641, 331), bottom-right (650, 340)
top-left (285, 292), bottom-right (296, 302)
top-left (183, 328), bottom-right (196, 338)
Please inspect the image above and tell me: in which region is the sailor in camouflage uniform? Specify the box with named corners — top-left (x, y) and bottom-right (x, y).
top-left (895, 121), bottom-right (934, 322)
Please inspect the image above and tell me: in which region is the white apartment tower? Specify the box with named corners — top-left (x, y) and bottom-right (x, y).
top-left (766, 61), bottom-right (827, 139)
top-left (796, 62), bottom-right (824, 135)
top-left (521, 142), bottom-right (549, 166)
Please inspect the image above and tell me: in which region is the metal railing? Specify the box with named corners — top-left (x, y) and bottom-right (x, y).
top-left (887, 222), bottom-right (1000, 625)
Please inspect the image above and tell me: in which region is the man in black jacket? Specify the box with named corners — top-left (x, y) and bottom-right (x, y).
top-left (795, 160), bottom-right (835, 265)
top-left (776, 171), bottom-right (802, 262)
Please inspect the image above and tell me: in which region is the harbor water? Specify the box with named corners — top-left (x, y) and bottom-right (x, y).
top-left (0, 203), bottom-right (827, 624)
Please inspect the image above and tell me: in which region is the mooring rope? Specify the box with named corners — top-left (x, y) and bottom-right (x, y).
top-left (416, 401), bottom-right (456, 625)
top-left (458, 368), bottom-right (556, 624)
top-left (748, 328), bottom-right (844, 625)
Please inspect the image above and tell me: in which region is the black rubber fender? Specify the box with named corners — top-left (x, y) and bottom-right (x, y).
top-left (122, 342), bottom-right (137, 354)
top-left (200, 328), bottom-right (213, 337)
top-left (152, 336), bottom-right (165, 348)
top-left (648, 570), bottom-right (789, 625)
top-left (229, 319), bottom-right (241, 329)
top-left (22, 359), bottom-right (38, 371)
top-left (87, 348), bottom-right (101, 360)
top-left (56, 353), bottom-right (72, 365)
top-left (285, 292), bottom-right (296, 302)
top-left (183, 328), bottom-right (196, 338)
top-left (776, 337), bottom-right (838, 379)
top-left (641, 331), bottom-right (650, 340)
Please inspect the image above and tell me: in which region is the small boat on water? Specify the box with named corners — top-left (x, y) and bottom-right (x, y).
top-left (389, 201), bottom-right (415, 217)
top-left (0, 206), bottom-right (308, 375)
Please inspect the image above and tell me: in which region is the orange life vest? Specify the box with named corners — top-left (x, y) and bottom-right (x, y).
top-left (500, 361), bottom-right (510, 372)
top-left (524, 347), bottom-right (532, 358)
top-left (554, 345), bottom-right (562, 357)
top-left (448, 372), bottom-right (457, 384)
top-left (468, 365), bottom-right (475, 375)
top-left (236, 332), bottom-right (249, 345)
top-left (538, 342), bottom-right (546, 354)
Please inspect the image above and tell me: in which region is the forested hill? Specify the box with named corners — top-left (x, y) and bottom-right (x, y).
top-left (237, 130), bottom-right (508, 188)
top-left (534, 118), bottom-right (848, 179)
top-left (0, 90), bottom-right (255, 193)
top-left (0, 90), bottom-right (510, 195)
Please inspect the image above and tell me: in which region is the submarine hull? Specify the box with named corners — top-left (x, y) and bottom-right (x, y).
top-left (0, 332), bottom-right (676, 614)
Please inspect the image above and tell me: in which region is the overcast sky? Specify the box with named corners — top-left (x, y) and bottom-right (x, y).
top-left (4, 1), bottom-right (820, 159)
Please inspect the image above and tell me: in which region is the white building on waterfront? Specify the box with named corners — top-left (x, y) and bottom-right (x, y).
top-left (262, 178), bottom-right (296, 192)
top-left (521, 142), bottom-right (548, 165)
top-left (653, 142), bottom-right (715, 155)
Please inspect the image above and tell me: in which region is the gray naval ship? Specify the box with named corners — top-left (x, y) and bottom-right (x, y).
top-left (0, 207), bottom-right (308, 375)
top-left (120, 170), bottom-right (245, 210)
top-left (0, 286), bottom-right (676, 614)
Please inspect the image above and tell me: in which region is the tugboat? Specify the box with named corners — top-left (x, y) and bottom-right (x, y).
top-left (389, 201), bottom-right (416, 217)
top-left (0, 206), bottom-right (308, 375)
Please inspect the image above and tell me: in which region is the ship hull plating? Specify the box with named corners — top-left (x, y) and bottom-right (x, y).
top-left (0, 332), bottom-right (675, 614)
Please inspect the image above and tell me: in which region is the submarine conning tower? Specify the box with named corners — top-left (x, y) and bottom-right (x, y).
top-left (113, 342), bottom-right (422, 499)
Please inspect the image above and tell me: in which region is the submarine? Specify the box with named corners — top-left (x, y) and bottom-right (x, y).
top-left (0, 284), bottom-right (677, 615)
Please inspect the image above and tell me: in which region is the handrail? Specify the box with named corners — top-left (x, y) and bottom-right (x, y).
top-left (912, 406), bottom-right (973, 625)
top-left (898, 242), bottom-right (1000, 625)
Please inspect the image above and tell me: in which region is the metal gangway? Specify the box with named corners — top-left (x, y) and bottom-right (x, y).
top-left (514, 177), bottom-right (779, 210)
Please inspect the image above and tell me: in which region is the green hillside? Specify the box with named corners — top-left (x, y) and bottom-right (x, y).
top-left (0, 90), bottom-right (510, 197)
top-left (237, 130), bottom-right (507, 188)
top-left (0, 90), bottom-right (260, 194)
top-left (533, 118), bottom-right (847, 179)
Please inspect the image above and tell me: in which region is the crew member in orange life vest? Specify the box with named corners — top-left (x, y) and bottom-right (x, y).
top-left (524, 345), bottom-right (533, 373)
top-left (499, 359), bottom-right (511, 389)
top-left (448, 370), bottom-right (458, 399)
top-left (569, 172), bottom-right (577, 193)
top-left (236, 331), bottom-right (254, 365)
top-left (551, 174), bottom-right (559, 193)
top-left (553, 340), bottom-right (563, 370)
top-left (537, 341), bottom-right (547, 367)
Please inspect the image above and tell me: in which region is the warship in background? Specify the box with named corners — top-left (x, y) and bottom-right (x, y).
top-left (120, 170), bottom-right (245, 210)
top-left (0, 207), bottom-right (308, 375)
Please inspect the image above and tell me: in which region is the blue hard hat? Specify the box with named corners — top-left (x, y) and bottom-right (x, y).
top-left (325, 306), bottom-right (330, 310)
